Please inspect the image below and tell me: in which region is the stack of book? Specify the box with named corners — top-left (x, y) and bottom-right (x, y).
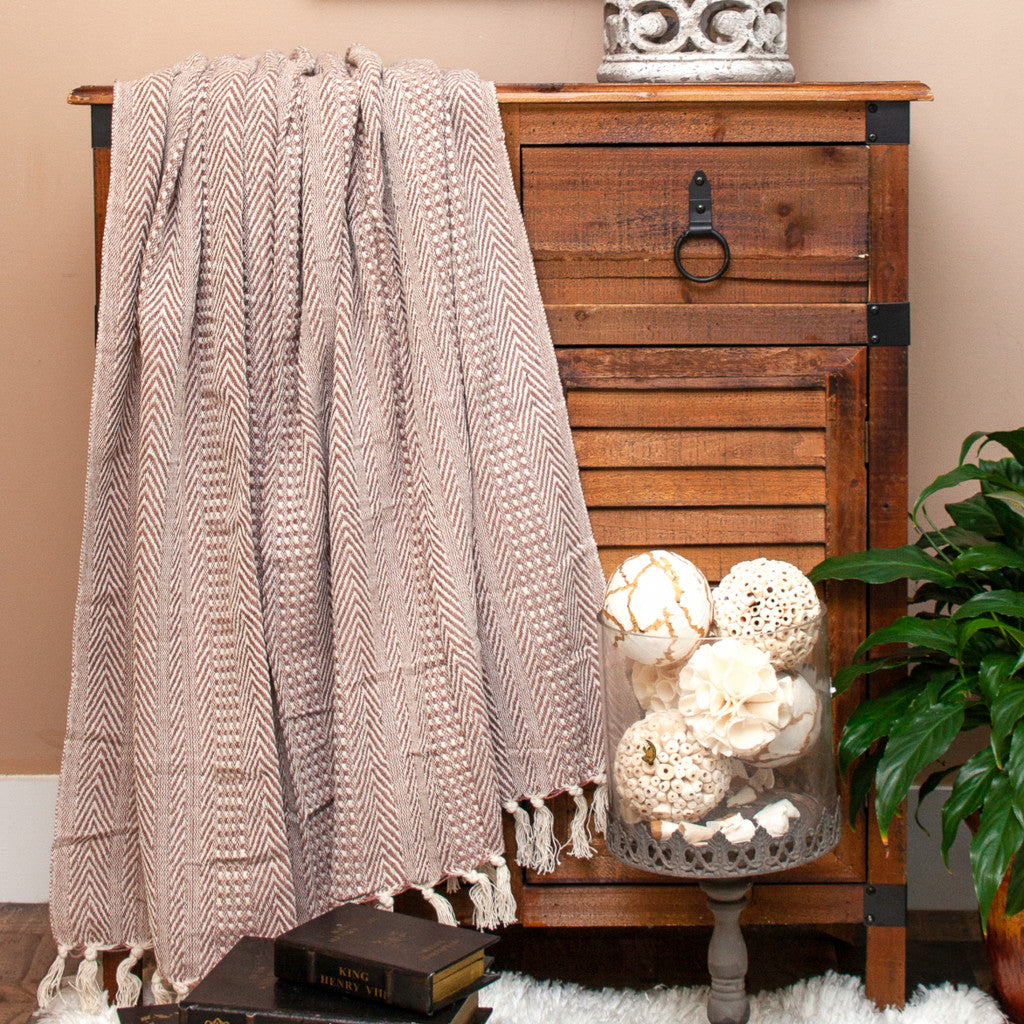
top-left (121, 904), bottom-right (498, 1024)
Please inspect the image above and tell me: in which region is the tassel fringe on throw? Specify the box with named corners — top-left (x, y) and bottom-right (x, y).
top-left (46, 45), bottom-right (606, 1003)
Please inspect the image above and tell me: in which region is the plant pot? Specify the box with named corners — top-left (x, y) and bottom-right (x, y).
top-left (984, 869), bottom-right (1024, 1023)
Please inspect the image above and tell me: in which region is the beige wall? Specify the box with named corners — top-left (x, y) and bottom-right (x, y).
top-left (2, 0), bottom-right (1021, 773)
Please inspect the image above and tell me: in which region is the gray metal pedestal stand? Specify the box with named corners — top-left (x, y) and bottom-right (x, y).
top-left (604, 802), bottom-right (841, 1024)
top-left (699, 879), bottom-right (753, 1024)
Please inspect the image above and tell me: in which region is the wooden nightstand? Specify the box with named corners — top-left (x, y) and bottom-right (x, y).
top-left (70, 79), bottom-right (930, 1008)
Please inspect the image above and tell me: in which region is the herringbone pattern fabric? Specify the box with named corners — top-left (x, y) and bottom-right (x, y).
top-left (49, 48), bottom-right (605, 996)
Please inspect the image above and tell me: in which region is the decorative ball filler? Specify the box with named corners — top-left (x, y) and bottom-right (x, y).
top-left (599, 551), bottom-right (839, 1024)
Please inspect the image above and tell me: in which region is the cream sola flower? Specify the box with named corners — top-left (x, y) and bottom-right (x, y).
top-left (675, 637), bottom-right (797, 758)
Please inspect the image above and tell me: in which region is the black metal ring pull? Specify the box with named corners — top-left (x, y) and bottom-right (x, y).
top-left (673, 170), bottom-right (731, 284)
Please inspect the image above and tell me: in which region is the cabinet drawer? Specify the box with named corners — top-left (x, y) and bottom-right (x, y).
top-left (523, 145), bottom-right (869, 305)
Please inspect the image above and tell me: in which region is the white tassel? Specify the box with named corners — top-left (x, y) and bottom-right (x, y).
top-left (420, 886), bottom-right (458, 926)
top-left (504, 799), bottom-right (535, 869)
top-left (445, 876), bottom-right (461, 895)
top-left (463, 870), bottom-right (497, 930)
top-left (591, 774), bottom-right (609, 835)
top-left (71, 946), bottom-right (104, 1014)
top-left (565, 786), bottom-right (596, 859)
top-left (150, 967), bottom-right (175, 1005)
top-left (488, 855), bottom-right (517, 926)
top-left (376, 892), bottom-right (395, 912)
top-left (115, 946), bottom-right (146, 1007)
top-left (36, 944), bottom-right (69, 1008)
top-left (171, 980), bottom-right (191, 1000)
top-left (529, 797), bottom-right (558, 873)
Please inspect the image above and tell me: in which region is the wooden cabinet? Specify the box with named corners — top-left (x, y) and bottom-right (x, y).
top-left (71, 80), bottom-right (930, 1007)
top-left (496, 83), bottom-right (930, 1008)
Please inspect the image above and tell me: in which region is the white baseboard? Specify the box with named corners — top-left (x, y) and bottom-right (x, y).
top-left (0, 775), bottom-right (58, 903)
top-left (0, 775), bottom-right (978, 912)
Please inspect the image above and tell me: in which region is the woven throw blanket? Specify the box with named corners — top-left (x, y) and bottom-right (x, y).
top-left (43, 47), bottom-right (605, 1007)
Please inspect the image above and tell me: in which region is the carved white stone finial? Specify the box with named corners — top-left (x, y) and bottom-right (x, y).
top-left (598, 0), bottom-right (796, 83)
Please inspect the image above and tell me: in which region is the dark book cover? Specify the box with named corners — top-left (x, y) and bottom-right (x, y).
top-left (116, 1006), bottom-right (179, 1024)
top-left (274, 905), bottom-right (498, 1014)
top-left (180, 937), bottom-right (492, 1024)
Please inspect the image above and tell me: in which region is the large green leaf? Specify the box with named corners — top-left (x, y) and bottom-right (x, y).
top-left (957, 616), bottom-right (1024, 656)
top-left (852, 616), bottom-right (959, 662)
top-left (951, 544), bottom-right (1024, 575)
top-left (837, 683), bottom-right (919, 773)
top-left (941, 747), bottom-right (997, 865)
top-left (847, 746), bottom-right (884, 829)
top-left (875, 700), bottom-right (965, 840)
top-left (959, 430), bottom-right (990, 465)
top-left (954, 590), bottom-right (1024, 622)
top-left (946, 495), bottom-right (1003, 538)
top-left (808, 546), bottom-right (955, 586)
top-left (914, 464), bottom-right (992, 522)
top-left (914, 764), bottom-right (961, 833)
top-left (970, 773), bottom-right (1024, 927)
top-left (1004, 849), bottom-right (1024, 919)
top-left (833, 648), bottom-right (955, 694)
top-left (983, 429), bottom-right (1024, 466)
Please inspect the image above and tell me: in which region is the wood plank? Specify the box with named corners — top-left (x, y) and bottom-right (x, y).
top-left (523, 146), bottom-right (870, 261)
top-left (557, 346), bottom-right (862, 389)
top-left (515, 882), bottom-right (867, 928)
top-left (533, 254), bottom-right (869, 283)
top-left (547, 304), bottom-right (866, 347)
top-left (540, 275), bottom-right (868, 306)
top-left (70, 82), bottom-right (934, 107)
top-left (580, 467), bottom-right (826, 507)
top-left (498, 103), bottom-right (522, 202)
top-left (589, 507), bottom-right (825, 546)
top-left (865, 927), bottom-right (907, 1008)
top-left (597, 544), bottom-right (825, 582)
top-left (566, 388), bottom-right (826, 428)
top-left (573, 428), bottom-right (826, 468)
top-left (868, 146), bottom-right (910, 305)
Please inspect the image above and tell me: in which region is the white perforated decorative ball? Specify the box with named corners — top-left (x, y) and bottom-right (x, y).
top-left (613, 710), bottom-right (731, 825)
top-left (602, 550), bottom-right (713, 666)
top-left (712, 558), bottom-right (821, 670)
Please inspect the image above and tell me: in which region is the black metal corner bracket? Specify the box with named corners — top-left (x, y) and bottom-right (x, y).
top-left (863, 884), bottom-right (907, 927)
top-left (91, 104), bottom-right (112, 150)
top-left (866, 302), bottom-right (910, 347)
top-left (865, 101), bottom-right (910, 145)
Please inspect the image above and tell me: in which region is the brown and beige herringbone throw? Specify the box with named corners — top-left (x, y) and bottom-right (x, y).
top-left (42, 48), bottom-right (605, 1007)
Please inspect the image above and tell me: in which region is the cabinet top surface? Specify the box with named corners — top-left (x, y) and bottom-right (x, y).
top-left (69, 81), bottom-right (932, 106)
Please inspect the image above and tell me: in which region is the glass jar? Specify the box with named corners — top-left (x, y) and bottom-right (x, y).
top-left (599, 610), bottom-right (840, 878)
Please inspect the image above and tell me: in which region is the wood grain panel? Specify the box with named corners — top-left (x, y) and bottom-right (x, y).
top-left (589, 507), bottom-right (825, 547)
top-left (557, 346), bottom-right (862, 389)
top-left (597, 545), bottom-right (825, 582)
top-left (516, 102), bottom-right (868, 145)
top-left (540, 275), bottom-right (868, 305)
top-left (523, 145), bottom-right (869, 260)
top-left (580, 467), bottom-right (825, 508)
top-left (515, 882), bottom-right (867, 928)
top-left (547, 303), bottom-right (866, 347)
top-left (567, 388), bottom-right (826, 428)
top-left (573, 428), bottom-right (825, 468)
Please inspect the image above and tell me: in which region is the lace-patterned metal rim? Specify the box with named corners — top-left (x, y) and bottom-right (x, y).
top-left (605, 797), bottom-right (841, 879)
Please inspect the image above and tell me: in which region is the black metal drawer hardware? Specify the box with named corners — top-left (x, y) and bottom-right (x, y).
top-left (673, 170), bottom-right (731, 284)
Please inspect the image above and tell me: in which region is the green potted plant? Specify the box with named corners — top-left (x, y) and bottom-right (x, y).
top-left (809, 427), bottom-right (1024, 1013)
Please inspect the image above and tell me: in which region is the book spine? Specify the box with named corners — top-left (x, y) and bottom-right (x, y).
top-left (181, 1009), bottom-right (251, 1024)
top-left (273, 945), bottom-right (429, 1014)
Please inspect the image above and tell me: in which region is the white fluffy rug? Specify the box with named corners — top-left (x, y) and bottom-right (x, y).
top-left (480, 971), bottom-right (1007, 1024)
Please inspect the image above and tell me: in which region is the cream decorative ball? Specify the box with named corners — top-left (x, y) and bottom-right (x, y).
top-left (712, 558), bottom-right (821, 670)
top-left (752, 672), bottom-right (823, 768)
top-left (675, 637), bottom-right (795, 759)
top-left (613, 710), bottom-right (731, 825)
top-left (603, 550), bottom-right (713, 666)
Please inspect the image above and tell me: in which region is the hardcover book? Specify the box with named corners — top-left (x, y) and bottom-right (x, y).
top-left (274, 904), bottom-right (499, 1015)
top-left (180, 937), bottom-right (491, 1024)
